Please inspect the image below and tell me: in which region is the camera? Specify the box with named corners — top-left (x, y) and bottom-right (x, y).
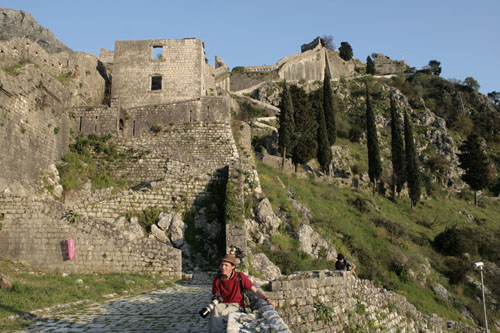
top-left (199, 294), bottom-right (223, 318)
top-left (472, 262), bottom-right (484, 270)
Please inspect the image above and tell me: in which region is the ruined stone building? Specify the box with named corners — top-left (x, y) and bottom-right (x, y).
top-left (0, 37), bottom-right (237, 277)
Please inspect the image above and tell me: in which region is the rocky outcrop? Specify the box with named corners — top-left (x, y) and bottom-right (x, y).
top-left (296, 224), bottom-right (336, 261)
top-left (254, 198), bottom-right (282, 234)
top-left (0, 8), bottom-right (73, 54)
top-left (251, 253), bottom-right (282, 280)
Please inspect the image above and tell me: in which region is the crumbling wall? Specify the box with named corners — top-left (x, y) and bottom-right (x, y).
top-left (267, 271), bottom-right (480, 332)
top-left (111, 39), bottom-right (205, 109)
top-left (371, 53), bottom-right (409, 75)
top-left (0, 195), bottom-right (181, 277)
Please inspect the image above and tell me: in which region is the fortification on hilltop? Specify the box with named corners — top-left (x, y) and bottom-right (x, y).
top-left (0, 36), bottom-right (239, 277)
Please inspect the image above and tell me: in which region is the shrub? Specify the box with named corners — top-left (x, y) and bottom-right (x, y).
top-left (150, 125), bottom-right (163, 133)
top-left (433, 226), bottom-right (478, 257)
top-left (444, 256), bottom-right (470, 284)
top-left (127, 207), bottom-right (161, 233)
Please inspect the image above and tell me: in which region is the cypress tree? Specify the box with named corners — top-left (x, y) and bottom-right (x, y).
top-left (278, 81), bottom-right (295, 171)
top-left (290, 85), bottom-right (318, 172)
top-left (311, 89), bottom-right (332, 174)
top-left (323, 71), bottom-right (337, 146)
top-left (339, 42), bottom-right (353, 61)
top-left (404, 110), bottom-right (421, 209)
top-left (366, 56), bottom-right (375, 75)
top-left (458, 133), bottom-right (493, 206)
top-left (365, 85), bottom-right (382, 195)
top-left (390, 91), bottom-right (406, 198)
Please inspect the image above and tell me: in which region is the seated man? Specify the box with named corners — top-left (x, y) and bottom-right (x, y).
top-left (209, 254), bottom-right (275, 333)
top-left (335, 253), bottom-right (356, 273)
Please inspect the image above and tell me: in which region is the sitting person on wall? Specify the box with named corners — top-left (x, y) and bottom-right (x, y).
top-left (209, 253), bottom-right (275, 333)
top-left (335, 253), bottom-right (356, 273)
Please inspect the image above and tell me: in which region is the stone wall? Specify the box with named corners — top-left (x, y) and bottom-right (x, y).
top-left (266, 270), bottom-right (479, 333)
top-left (0, 194), bottom-right (181, 277)
top-left (71, 96), bottom-right (231, 137)
top-left (0, 37), bottom-right (106, 185)
top-left (0, 92), bottom-right (70, 185)
top-left (371, 53), bottom-right (409, 75)
top-left (99, 48), bottom-right (114, 64)
top-left (225, 160), bottom-right (248, 265)
top-left (111, 39), bottom-right (205, 109)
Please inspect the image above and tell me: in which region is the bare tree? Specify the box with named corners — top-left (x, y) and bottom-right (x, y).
top-left (321, 35), bottom-right (336, 50)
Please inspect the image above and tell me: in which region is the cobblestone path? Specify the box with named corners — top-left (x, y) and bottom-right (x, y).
top-left (23, 284), bottom-right (211, 332)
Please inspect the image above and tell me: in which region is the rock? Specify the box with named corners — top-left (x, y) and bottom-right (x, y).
top-left (0, 8), bottom-right (73, 54)
top-left (61, 272), bottom-right (68, 277)
top-left (460, 210), bottom-right (475, 222)
top-left (289, 198), bottom-right (313, 223)
top-left (180, 243), bottom-right (191, 257)
top-left (75, 278), bottom-right (84, 285)
top-left (53, 185), bottom-right (63, 198)
top-left (251, 253), bottom-right (281, 280)
top-left (254, 198), bottom-right (282, 234)
top-left (0, 274), bottom-right (13, 290)
top-left (431, 283), bottom-right (450, 301)
top-left (296, 224), bottom-right (336, 260)
top-left (485, 262), bottom-right (500, 276)
top-left (157, 212), bottom-right (172, 231)
top-left (123, 216), bottom-right (144, 241)
top-left (168, 212), bottom-right (186, 247)
top-left (151, 224), bottom-right (167, 242)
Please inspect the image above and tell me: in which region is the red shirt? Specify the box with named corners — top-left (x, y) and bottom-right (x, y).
top-left (212, 271), bottom-right (253, 308)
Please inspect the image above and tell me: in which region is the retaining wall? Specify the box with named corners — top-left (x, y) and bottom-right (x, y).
top-left (0, 195), bottom-right (181, 277)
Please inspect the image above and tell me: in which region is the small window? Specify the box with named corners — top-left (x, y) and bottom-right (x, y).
top-left (152, 46), bottom-right (163, 60)
top-left (151, 76), bottom-right (162, 91)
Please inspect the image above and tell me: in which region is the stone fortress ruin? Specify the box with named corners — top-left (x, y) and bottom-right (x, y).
top-left (0, 36), bottom-right (237, 278)
top-left (0, 34), bottom-right (413, 277)
top-left (0, 28), bottom-right (475, 331)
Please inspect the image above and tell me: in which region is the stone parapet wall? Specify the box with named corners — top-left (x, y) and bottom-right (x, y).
top-left (0, 195), bottom-right (181, 277)
top-left (265, 270), bottom-right (473, 333)
top-left (99, 48), bottom-right (114, 64)
top-left (243, 65), bottom-right (278, 73)
top-left (72, 96), bottom-right (231, 137)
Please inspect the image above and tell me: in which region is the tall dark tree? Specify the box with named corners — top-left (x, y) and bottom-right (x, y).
top-left (390, 91), bottom-right (406, 198)
top-left (278, 81), bottom-right (295, 171)
top-left (404, 111), bottom-right (421, 209)
top-left (458, 133), bottom-right (494, 206)
top-left (323, 71), bottom-right (337, 145)
top-left (366, 56), bottom-right (375, 75)
top-left (339, 42), bottom-right (353, 61)
top-left (428, 60), bottom-right (441, 76)
top-left (311, 89), bottom-right (332, 173)
top-left (365, 85), bottom-right (382, 195)
top-left (290, 85), bottom-right (318, 172)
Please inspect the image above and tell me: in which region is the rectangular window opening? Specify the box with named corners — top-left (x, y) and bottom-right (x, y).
top-left (152, 46), bottom-right (163, 60)
top-left (151, 76), bottom-right (162, 91)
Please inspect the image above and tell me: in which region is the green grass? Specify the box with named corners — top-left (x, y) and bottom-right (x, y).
top-left (2, 59), bottom-right (28, 76)
top-left (0, 257), bottom-right (175, 330)
top-left (53, 71), bottom-right (74, 85)
top-left (57, 134), bottom-right (132, 194)
top-left (256, 161), bottom-right (500, 328)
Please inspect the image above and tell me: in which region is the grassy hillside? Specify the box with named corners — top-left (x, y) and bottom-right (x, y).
top-left (255, 161), bottom-right (500, 329)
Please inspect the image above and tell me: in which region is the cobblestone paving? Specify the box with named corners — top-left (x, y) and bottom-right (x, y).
top-left (23, 284), bottom-right (212, 332)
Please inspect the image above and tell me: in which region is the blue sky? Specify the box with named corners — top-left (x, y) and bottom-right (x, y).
top-left (4, 0), bottom-right (499, 94)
